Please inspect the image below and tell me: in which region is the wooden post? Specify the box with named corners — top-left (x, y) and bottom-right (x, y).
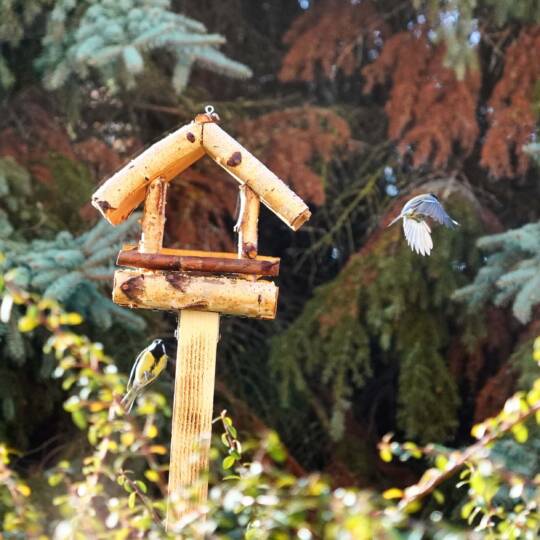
top-left (139, 177), bottom-right (168, 253)
top-left (237, 185), bottom-right (260, 260)
top-left (166, 309), bottom-right (220, 529)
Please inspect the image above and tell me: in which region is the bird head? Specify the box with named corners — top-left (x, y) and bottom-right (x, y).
top-left (150, 338), bottom-right (167, 357)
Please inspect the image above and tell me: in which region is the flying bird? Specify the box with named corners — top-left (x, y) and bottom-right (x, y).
top-left (387, 193), bottom-right (459, 256)
top-left (121, 338), bottom-right (168, 413)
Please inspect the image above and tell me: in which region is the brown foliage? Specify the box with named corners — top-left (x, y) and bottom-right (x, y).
top-left (279, 0), bottom-right (388, 82)
top-left (74, 137), bottom-right (129, 182)
top-left (0, 93), bottom-right (124, 185)
top-left (363, 31), bottom-right (480, 169)
top-left (0, 96), bottom-right (76, 183)
top-left (474, 363), bottom-right (517, 423)
top-left (165, 159), bottom-right (237, 252)
top-left (481, 27), bottom-right (540, 178)
top-left (236, 107), bottom-right (353, 205)
top-left (449, 308), bottom-right (512, 392)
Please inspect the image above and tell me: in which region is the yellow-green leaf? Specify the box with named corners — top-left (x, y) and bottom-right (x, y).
top-left (512, 424), bottom-right (528, 444)
top-left (433, 490), bottom-right (445, 504)
top-left (382, 488), bottom-right (403, 500)
top-left (144, 470), bottom-right (160, 483)
top-left (59, 313), bottom-right (83, 325)
top-left (18, 315), bottom-right (39, 333)
top-left (16, 483), bottom-right (31, 497)
top-left (435, 455), bottom-right (448, 471)
top-left (148, 445), bottom-right (167, 455)
top-left (379, 447), bottom-right (393, 463)
top-left (121, 432), bottom-right (135, 447)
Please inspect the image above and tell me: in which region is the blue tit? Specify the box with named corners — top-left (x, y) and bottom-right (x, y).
top-left (387, 193), bottom-right (459, 256)
top-left (121, 339), bottom-right (168, 413)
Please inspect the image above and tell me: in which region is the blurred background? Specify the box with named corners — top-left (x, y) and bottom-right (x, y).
top-left (1, 0), bottom-right (540, 537)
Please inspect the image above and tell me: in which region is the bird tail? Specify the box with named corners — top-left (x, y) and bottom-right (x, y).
top-left (387, 215), bottom-right (402, 228)
top-left (121, 387), bottom-right (139, 414)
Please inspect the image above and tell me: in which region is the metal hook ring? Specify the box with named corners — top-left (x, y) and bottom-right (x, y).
top-left (205, 105), bottom-right (215, 115)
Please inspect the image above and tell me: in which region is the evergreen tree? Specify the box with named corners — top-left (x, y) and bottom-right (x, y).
top-left (454, 222), bottom-right (540, 324)
top-left (0, 215), bottom-right (145, 348)
top-left (37, 0), bottom-right (252, 93)
top-left (271, 195), bottom-right (484, 443)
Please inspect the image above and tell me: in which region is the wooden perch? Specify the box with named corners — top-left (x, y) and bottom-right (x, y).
top-left (167, 310), bottom-right (219, 527)
top-left (117, 250), bottom-right (279, 276)
top-left (139, 177), bottom-right (168, 253)
top-left (92, 123), bottom-right (204, 224)
top-left (237, 185), bottom-right (260, 259)
top-left (202, 122), bottom-right (311, 230)
top-left (113, 269), bottom-right (278, 319)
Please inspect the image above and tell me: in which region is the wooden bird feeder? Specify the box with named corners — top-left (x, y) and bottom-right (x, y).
top-left (91, 107), bottom-right (311, 528)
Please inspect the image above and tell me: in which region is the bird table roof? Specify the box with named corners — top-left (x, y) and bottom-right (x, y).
top-left (91, 114), bottom-right (311, 231)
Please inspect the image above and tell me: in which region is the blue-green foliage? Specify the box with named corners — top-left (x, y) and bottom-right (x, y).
top-left (453, 222), bottom-right (540, 323)
top-left (38, 0), bottom-right (252, 93)
top-left (0, 215), bottom-right (145, 352)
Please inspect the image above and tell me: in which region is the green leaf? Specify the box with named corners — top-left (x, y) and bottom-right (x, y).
top-left (222, 455), bottom-right (236, 470)
top-left (433, 490), bottom-right (445, 504)
top-left (135, 480), bottom-right (147, 494)
top-left (48, 473), bottom-right (64, 487)
top-left (435, 455), bottom-right (448, 470)
top-left (71, 410), bottom-right (87, 430)
top-left (128, 491), bottom-right (137, 509)
top-left (221, 433), bottom-right (230, 448)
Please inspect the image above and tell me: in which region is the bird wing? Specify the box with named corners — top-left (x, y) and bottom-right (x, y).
top-left (135, 351), bottom-right (157, 384)
top-left (412, 198), bottom-right (458, 228)
top-left (126, 348), bottom-right (146, 391)
top-left (403, 217), bottom-right (433, 256)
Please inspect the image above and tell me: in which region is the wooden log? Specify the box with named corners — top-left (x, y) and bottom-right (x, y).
top-left (113, 269), bottom-right (278, 319)
top-left (202, 122), bottom-right (311, 231)
top-left (92, 123), bottom-right (204, 225)
top-left (139, 177), bottom-right (168, 253)
top-left (121, 244), bottom-right (277, 262)
top-left (166, 309), bottom-right (219, 528)
top-left (236, 185), bottom-right (260, 259)
top-left (117, 250), bottom-right (279, 276)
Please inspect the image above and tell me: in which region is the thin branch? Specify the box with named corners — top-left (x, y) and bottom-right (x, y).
top-left (397, 401), bottom-right (540, 509)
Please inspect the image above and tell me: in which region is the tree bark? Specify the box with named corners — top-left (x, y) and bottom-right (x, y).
top-left (237, 185), bottom-right (260, 259)
top-left (92, 123), bottom-right (204, 225)
top-left (117, 250), bottom-right (279, 276)
top-left (139, 177), bottom-right (168, 253)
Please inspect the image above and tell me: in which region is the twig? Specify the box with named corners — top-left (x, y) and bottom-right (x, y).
top-left (295, 168), bottom-right (382, 269)
top-left (122, 470), bottom-right (164, 528)
top-left (397, 401), bottom-right (540, 509)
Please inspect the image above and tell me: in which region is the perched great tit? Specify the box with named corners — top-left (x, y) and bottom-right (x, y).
top-left (387, 193), bottom-right (459, 256)
top-left (121, 339), bottom-right (168, 413)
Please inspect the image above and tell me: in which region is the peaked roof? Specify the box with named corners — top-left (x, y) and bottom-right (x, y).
top-left (92, 116), bottom-right (311, 231)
